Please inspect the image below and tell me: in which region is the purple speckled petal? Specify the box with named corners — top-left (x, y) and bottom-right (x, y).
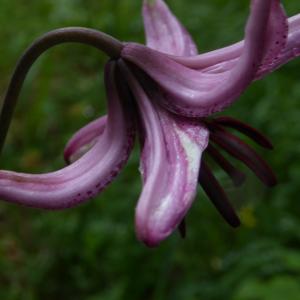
top-left (261, 0), bottom-right (288, 65)
top-left (170, 0), bottom-right (288, 70)
top-left (119, 60), bottom-right (209, 247)
top-left (143, 0), bottom-right (198, 56)
top-left (0, 62), bottom-right (135, 209)
top-left (64, 115), bottom-right (107, 164)
top-left (122, 0), bottom-right (274, 117)
top-left (256, 13), bottom-right (300, 79)
top-left (170, 1), bottom-right (299, 81)
top-left (198, 12), bottom-right (299, 79)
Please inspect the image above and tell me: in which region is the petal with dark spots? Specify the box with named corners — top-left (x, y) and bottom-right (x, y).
top-left (122, 0), bottom-right (274, 117)
top-left (119, 60), bottom-right (209, 247)
top-left (171, 0), bottom-right (288, 70)
top-left (256, 13), bottom-right (300, 79)
top-left (171, 4), bottom-right (299, 81)
top-left (0, 62), bottom-right (135, 209)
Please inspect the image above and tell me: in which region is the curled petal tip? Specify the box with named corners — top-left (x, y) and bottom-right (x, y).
top-left (135, 218), bottom-right (168, 248)
top-left (0, 62), bottom-right (135, 209)
top-left (143, 0), bottom-right (197, 56)
top-left (63, 116), bottom-right (107, 164)
top-left (124, 0), bottom-right (274, 117)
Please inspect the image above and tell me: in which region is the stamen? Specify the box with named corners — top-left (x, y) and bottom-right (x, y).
top-left (0, 27), bottom-right (123, 156)
top-left (213, 116), bottom-right (273, 149)
top-left (178, 218), bottom-right (186, 238)
top-left (199, 161), bottom-right (241, 228)
top-left (206, 144), bottom-right (246, 186)
top-left (209, 126), bottom-right (277, 187)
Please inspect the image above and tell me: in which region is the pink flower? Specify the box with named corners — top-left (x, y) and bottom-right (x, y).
top-left (0, 0), bottom-right (299, 247)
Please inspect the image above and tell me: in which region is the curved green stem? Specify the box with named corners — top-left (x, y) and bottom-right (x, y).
top-left (0, 27), bottom-right (123, 155)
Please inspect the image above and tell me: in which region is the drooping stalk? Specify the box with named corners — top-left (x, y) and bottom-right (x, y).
top-left (0, 27), bottom-right (123, 155)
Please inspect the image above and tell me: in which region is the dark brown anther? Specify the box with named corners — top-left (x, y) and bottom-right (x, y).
top-left (206, 144), bottom-right (246, 186)
top-left (210, 126), bottom-right (277, 187)
top-left (199, 161), bottom-right (241, 228)
top-left (178, 218), bottom-right (187, 239)
top-left (214, 116), bottom-right (273, 149)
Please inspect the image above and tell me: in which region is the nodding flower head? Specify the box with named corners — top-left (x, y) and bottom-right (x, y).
top-left (0, 0), bottom-right (299, 247)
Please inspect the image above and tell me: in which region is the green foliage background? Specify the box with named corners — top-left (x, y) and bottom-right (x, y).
top-left (0, 0), bottom-right (299, 299)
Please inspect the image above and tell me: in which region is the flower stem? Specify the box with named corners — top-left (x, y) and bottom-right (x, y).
top-left (0, 27), bottom-right (123, 155)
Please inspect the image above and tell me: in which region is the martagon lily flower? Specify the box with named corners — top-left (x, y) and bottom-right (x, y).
top-left (0, 0), bottom-right (299, 247)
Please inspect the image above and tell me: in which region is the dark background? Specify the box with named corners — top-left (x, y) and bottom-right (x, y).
top-left (0, 0), bottom-right (299, 299)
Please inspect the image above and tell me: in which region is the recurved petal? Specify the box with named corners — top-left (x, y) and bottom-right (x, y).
top-left (0, 62), bottom-right (135, 209)
top-left (63, 115), bottom-right (107, 164)
top-left (119, 61), bottom-right (209, 247)
top-left (143, 0), bottom-right (198, 56)
top-left (122, 0), bottom-right (274, 117)
top-left (172, 1), bottom-right (299, 81)
top-left (256, 13), bottom-right (300, 79)
top-left (202, 14), bottom-right (300, 80)
top-left (170, 0), bottom-right (288, 70)
top-left (260, 0), bottom-right (288, 66)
